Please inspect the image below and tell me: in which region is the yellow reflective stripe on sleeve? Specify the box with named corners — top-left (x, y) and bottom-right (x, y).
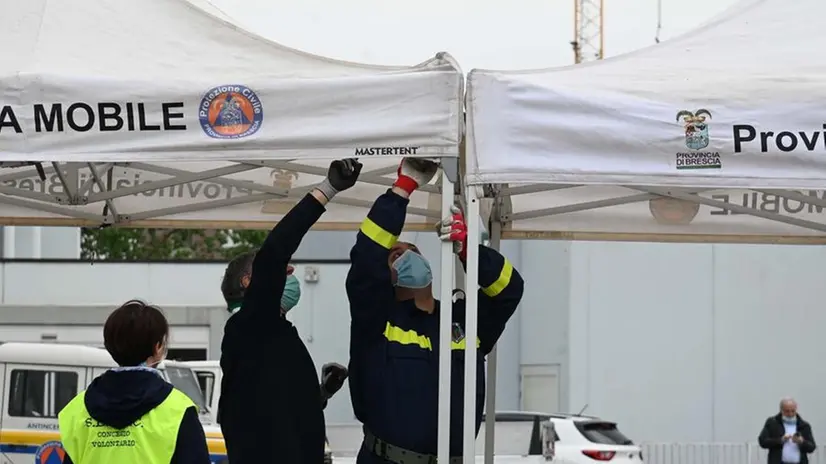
top-left (450, 337), bottom-right (481, 350)
top-left (384, 322), bottom-right (432, 350)
top-left (482, 259), bottom-right (513, 297)
top-left (360, 217), bottom-right (398, 249)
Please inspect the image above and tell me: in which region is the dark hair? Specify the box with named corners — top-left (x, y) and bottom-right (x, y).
top-left (103, 299), bottom-right (169, 367)
top-left (221, 250), bottom-right (257, 305)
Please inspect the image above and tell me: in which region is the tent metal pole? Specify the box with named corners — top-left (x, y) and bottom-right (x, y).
top-left (250, 160), bottom-right (442, 194)
top-left (504, 189), bottom-right (705, 222)
top-left (86, 164), bottom-right (259, 202)
top-left (632, 186), bottom-right (826, 233)
top-left (483, 218), bottom-right (502, 464)
top-left (86, 163), bottom-right (119, 218)
top-left (437, 170), bottom-right (455, 464)
top-left (462, 189), bottom-right (481, 463)
top-left (0, 195), bottom-right (107, 222)
top-left (77, 163), bottom-right (112, 196)
top-left (131, 162), bottom-right (292, 196)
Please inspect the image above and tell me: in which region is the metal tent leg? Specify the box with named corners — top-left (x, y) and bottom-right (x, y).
top-left (483, 219), bottom-right (502, 464)
top-left (437, 170), bottom-right (456, 464)
top-left (463, 189), bottom-right (482, 463)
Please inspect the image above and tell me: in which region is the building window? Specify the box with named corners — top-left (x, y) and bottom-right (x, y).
top-left (8, 369), bottom-right (78, 418)
top-left (55, 371), bottom-right (79, 413)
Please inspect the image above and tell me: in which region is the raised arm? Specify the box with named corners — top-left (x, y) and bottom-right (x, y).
top-left (475, 245), bottom-right (524, 354)
top-left (244, 159), bottom-right (362, 316)
top-left (346, 159), bottom-right (439, 337)
top-left (243, 193), bottom-right (325, 311)
top-left (346, 189), bottom-right (408, 327)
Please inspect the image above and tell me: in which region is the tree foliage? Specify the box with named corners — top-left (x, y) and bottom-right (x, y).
top-left (80, 228), bottom-right (268, 260)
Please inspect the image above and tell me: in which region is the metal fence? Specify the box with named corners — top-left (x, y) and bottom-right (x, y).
top-left (642, 443), bottom-right (826, 464)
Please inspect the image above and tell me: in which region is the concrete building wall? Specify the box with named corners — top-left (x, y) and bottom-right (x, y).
top-left (0, 230), bottom-right (523, 424)
top-left (564, 242), bottom-right (826, 444)
top-left (0, 230), bottom-right (823, 439)
top-left (2, 226), bottom-right (80, 259)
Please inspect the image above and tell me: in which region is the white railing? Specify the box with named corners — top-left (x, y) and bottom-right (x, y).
top-left (642, 443), bottom-right (826, 464)
top-left (328, 433), bottom-right (826, 464)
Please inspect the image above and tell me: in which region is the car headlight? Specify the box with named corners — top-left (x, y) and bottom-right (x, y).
top-left (324, 441), bottom-right (332, 460)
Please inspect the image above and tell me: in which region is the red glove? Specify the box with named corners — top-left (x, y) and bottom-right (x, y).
top-left (438, 205), bottom-right (469, 260)
top-left (393, 158), bottom-right (439, 195)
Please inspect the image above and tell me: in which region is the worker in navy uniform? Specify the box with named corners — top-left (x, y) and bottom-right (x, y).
top-left (219, 158), bottom-right (361, 464)
top-left (346, 158), bottom-right (525, 464)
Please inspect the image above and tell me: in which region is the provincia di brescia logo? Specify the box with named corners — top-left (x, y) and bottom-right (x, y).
top-left (673, 109), bottom-right (826, 170)
top-left (675, 109), bottom-right (721, 170)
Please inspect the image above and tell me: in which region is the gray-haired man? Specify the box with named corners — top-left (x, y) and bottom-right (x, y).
top-left (759, 397), bottom-right (816, 464)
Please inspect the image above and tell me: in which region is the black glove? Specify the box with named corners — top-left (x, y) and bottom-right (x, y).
top-left (320, 362), bottom-right (348, 399)
top-left (316, 159), bottom-right (362, 200)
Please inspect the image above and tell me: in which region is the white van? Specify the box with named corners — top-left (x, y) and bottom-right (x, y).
top-left (0, 342), bottom-right (228, 464)
top-left (188, 360), bottom-right (221, 423)
top-left (188, 360), bottom-right (333, 464)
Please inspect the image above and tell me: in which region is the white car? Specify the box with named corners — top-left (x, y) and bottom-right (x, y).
top-left (486, 412), bottom-right (642, 464)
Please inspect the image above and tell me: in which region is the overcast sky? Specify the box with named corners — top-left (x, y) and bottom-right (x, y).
top-left (208, 0), bottom-right (738, 70)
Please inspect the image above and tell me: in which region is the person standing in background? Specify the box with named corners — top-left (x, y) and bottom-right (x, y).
top-left (758, 397), bottom-right (816, 464)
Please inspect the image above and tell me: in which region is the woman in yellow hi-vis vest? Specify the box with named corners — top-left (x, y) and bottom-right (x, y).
top-left (58, 300), bottom-right (211, 464)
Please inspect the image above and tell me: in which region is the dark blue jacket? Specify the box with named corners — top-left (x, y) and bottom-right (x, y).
top-left (346, 190), bottom-right (524, 456)
top-left (219, 194), bottom-right (327, 464)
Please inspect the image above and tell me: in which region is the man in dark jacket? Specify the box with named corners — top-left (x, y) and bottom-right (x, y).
top-left (59, 300), bottom-right (210, 464)
top-left (346, 158), bottom-right (525, 463)
top-left (218, 158), bottom-right (361, 463)
top-left (758, 397), bottom-right (816, 464)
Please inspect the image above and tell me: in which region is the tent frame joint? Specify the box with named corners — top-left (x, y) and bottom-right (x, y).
top-left (492, 191), bottom-right (512, 229)
top-left (441, 158), bottom-right (460, 185)
top-left (481, 183), bottom-right (499, 199)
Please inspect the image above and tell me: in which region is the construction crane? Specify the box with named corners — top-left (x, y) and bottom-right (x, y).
top-left (572, 0), bottom-right (604, 63)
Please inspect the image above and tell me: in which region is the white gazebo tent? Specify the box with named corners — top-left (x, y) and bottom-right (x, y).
top-left (461, 0), bottom-right (826, 462)
top-left (0, 0), bottom-right (462, 232)
top-left (1, 2), bottom-right (464, 460)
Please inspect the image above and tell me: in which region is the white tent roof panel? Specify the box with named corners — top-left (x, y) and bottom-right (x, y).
top-left (0, 0), bottom-right (460, 228)
top-left (467, 0), bottom-right (826, 188)
top-left (0, 0), bottom-right (462, 162)
top-left (466, 0), bottom-right (826, 241)
top-left (1, 0), bottom-right (434, 78)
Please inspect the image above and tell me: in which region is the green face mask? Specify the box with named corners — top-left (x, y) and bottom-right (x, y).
top-left (281, 274), bottom-right (301, 312)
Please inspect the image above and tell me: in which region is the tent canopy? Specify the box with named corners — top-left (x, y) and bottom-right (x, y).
top-left (466, 0), bottom-right (826, 242)
top-left (0, 0), bottom-right (462, 229)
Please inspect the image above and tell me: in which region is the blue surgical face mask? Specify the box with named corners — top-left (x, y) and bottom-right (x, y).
top-left (281, 274), bottom-right (301, 313)
top-left (392, 249), bottom-right (433, 289)
top-left (783, 415), bottom-right (797, 424)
